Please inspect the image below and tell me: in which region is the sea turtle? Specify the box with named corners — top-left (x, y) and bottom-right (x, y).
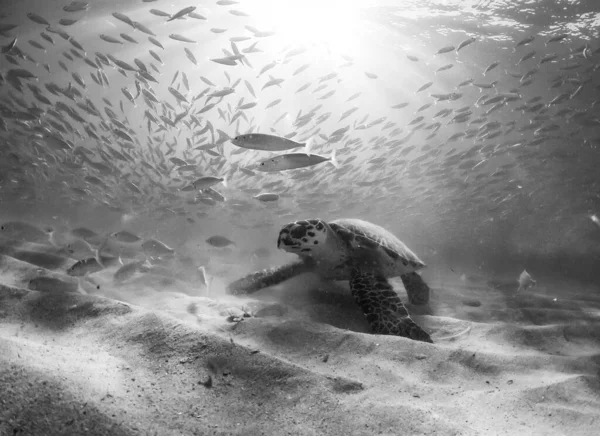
top-left (226, 218), bottom-right (433, 343)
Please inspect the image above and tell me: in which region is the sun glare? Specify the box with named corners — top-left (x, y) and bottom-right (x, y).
top-left (246, 0), bottom-right (365, 55)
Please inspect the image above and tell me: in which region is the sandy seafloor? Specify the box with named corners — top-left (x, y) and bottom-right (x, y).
top-left (1, 236), bottom-right (599, 436)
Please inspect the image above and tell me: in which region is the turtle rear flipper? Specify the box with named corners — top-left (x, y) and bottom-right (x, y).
top-left (226, 260), bottom-right (312, 295)
top-left (400, 271), bottom-right (430, 306)
top-left (350, 268), bottom-right (433, 343)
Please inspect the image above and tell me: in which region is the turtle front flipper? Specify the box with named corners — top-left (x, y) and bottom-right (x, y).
top-left (350, 268), bottom-right (433, 343)
top-left (226, 260), bottom-right (312, 295)
top-left (400, 271), bottom-right (430, 305)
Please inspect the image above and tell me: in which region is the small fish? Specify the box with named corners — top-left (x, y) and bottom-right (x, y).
top-left (150, 9), bottom-right (171, 17)
top-left (167, 6), bottom-right (196, 21)
top-left (266, 99), bottom-right (281, 109)
top-left (189, 12), bottom-right (206, 20)
top-left (112, 230), bottom-right (142, 243)
top-left (206, 235), bottom-right (236, 248)
top-left (1, 37), bottom-right (18, 54)
top-left (590, 214), bottom-right (600, 229)
top-left (149, 49), bottom-right (163, 64)
top-left (169, 34), bottom-right (196, 43)
top-left (416, 81), bottom-right (433, 93)
top-left (456, 36), bottom-right (476, 52)
top-left (238, 102), bottom-right (257, 110)
top-left (417, 103), bottom-right (433, 112)
top-left (252, 151), bottom-right (338, 172)
top-left (114, 260), bottom-right (150, 283)
top-left (483, 61), bottom-right (500, 75)
top-left (100, 34), bottom-right (122, 44)
top-left (517, 50), bottom-right (536, 65)
top-left (211, 57), bottom-right (237, 66)
top-left (514, 35), bottom-right (535, 50)
top-left (113, 12), bottom-right (135, 28)
top-left (517, 269), bottom-right (536, 292)
top-left (184, 47), bottom-right (197, 65)
top-left (293, 64), bottom-right (310, 75)
top-left (63, 1), bottom-right (89, 12)
top-left (67, 256), bottom-right (118, 276)
top-left (185, 176), bottom-right (226, 191)
top-left (40, 33), bottom-right (54, 45)
top-left (436, 64), bottom-right (453, 73)
top-left (231, 133), bottom-right (308, 151)
top-left (28, 40), bottom-right (46, 51)
top-left (436, 45), bottom-right (455, 55)
top-left (408, 116), bottom-right (424, 126)
top-left (121, 33), bottom-right (139, 44)
top-left (546, 34), bottom-right (568, 44)
top-left (59, 18), bottom-right (78, 26)
top-left (133, 22), bottom-right (155, 36)
top-left (208, 87), bottom-right (234, 98)
top-left (70, 227), bottom-right (100, 242)
top-left (262, 76), bottom-right (284, 90)
top-left (168, 86), bottom-right (188, 103)
top-left (64, 239), bottom-right (95, 259)
top-left (27, 13), bottom-right (50, 25)
top-left (254, 193), bottom-right (279, 202)
top-left (472, 80), bottom-right (497, 90)
top-left (540, 53), bottom-right (558, 64)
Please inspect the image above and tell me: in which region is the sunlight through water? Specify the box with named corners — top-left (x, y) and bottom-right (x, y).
top-left (1, 0), bottom-right (600, 433)
top-left (245, 0), bottom-right (368, 55)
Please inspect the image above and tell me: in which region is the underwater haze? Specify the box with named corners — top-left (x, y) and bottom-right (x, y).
top-left (1, 0), bottom-right (600, 435)
top-left (1, 0), bottom-right (600, 280)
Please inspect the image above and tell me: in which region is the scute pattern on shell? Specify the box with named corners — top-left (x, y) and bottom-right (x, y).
top-left (329, 218), bottom-right (426, 271)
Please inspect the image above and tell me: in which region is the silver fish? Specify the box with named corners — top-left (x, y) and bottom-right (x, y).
top-left (252, 151), bottom-right (338, 172)
top-left (254, 193), bottom-right (280, 202)
top-left (231, 133), bottom-right (309, 151)
top-left (206, 235), bottom-right (235, 248)
top-left (167, 6), bottom-right (196, 21)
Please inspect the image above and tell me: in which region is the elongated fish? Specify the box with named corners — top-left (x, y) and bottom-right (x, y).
top-left (167, 6), bottom-right (196, 22)
top-left (252, 151), bottom-right (338, 172)
top-left (254, 193), bottom-right (280, 202)
top-left (231, 133), bottom-right (310, 151)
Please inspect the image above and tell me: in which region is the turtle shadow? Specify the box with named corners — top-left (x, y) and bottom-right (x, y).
top-left (251, 273), bottom-right (435, 336)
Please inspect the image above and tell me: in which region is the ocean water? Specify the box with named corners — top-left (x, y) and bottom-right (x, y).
top-left (1, 0), bottom-right (599, 283)
top-left (1, 1), bottom-right (600, 434)
top-left (0, 0), bottom-right (599, 291)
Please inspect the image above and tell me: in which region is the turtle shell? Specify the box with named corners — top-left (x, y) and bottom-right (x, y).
top-left (329, 218), bottom-right (426, 277)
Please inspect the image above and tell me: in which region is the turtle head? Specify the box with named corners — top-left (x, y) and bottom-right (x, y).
top-left (277, 219), bottom-right (341, 261)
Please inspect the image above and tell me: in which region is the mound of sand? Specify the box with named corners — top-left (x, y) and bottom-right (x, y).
top-left (1, 241), bottom-right (599, 435)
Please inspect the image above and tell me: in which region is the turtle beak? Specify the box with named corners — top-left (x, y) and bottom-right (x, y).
top-left (278, 234), bottom-right (298, 250)
top-left (277, 231), bottom-right (302, 253)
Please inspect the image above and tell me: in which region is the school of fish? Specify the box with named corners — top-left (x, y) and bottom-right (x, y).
top-left (0, 0), bottom-right (599, 265)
